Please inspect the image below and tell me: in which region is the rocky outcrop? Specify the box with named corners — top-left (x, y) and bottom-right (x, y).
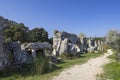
top-left (97, 40), bottom-right (104, 51)
top-left (79, 38), bottom-right (88, 53)
top-left (7, 41), bottom-right (28, 69)
top-left (0, 16), bottom-right (105, 71)
top-left (87, 38), bottom-right (96, 53)
top-left (21, 42), bottom-right (52, 60)
top-left (53, 30), bottom-right (80, 56)
top-left (87, 38), bottom-right (104, 53)
top-left (0, 17), bottom-right (53, 70)
top-left (0, 17), bottom-right (12, 70)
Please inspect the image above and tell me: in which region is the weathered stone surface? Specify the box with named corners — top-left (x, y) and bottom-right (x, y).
top-left (97, 40), bottom-right (104, 51)
top-left (53, 30), bottom-right (80, 56)
top-left (21, 42), bottom-right (52, 50)
top-left (0, 17), bottom-right (12, 70)
top-left (21, 42), bottom-right (52, 60)
top-left (68, 43), bottom-right (80, 55)
top-left (0, 16), bottom-right (26, 70)
top-left (87, 38), bottom-right (104, 53)
top-left (7, 41), bottom-right (28, 69)
top-left (79, 38), bottom-right (88, 53)
top-left (9, 42), bottom-right (28, 62)
top-left (87, 38), bottom-right (95, 53)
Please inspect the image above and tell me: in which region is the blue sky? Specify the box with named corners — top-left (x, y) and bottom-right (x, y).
top-left (0, 0), bottom-right (120, 37)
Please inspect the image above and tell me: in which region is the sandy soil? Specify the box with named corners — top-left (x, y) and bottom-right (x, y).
top-left (52, 49), bottom-right (113, 80)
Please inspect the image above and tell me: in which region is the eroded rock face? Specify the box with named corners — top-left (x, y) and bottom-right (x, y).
top-left (7, 41), bottom-right (28, 69)
top-left (87, 38), bottom-right (95, 53)
top-left (0, 17), bottom-right (12, 70)
top-left (21, 42), bottom-right (52, 50)
top-left (79, 38), bottom-right (88, 53)
top-left (21, 42), bottom-right (52, 60)
top-left (53, 30), bottom-right (80, 56)
top-left (97, 40), bottom-right (104, 51)
top-left (9, 42), bottom-right (27, 62)
top-left (87, 38), bottom-right (104, 53)
top-left (0, 17), bottom-right (27, 70)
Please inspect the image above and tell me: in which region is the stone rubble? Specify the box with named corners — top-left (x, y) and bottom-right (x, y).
top-left (53, 30), bottom-right (104, 56)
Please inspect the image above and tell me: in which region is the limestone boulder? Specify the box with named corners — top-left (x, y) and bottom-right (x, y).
top-left (21, 42), bottom-right (52, 51)
top-left (53, 30), bottom-right (80, 56)
top-left (0, 17), bottom-right (13, 70)
top-left (68, 43), bottom-right (80, 55)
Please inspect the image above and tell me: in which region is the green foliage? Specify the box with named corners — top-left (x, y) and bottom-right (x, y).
top-left (102, 44), bottom-right (111, 52)
top-left (31, 57), bottom-right (54, 74)
top-left (60, 53), bottom-right (74, 59)
top-left (1, 16), bottom-right (49, 43)
top-left (49, 37), bottom-right (53, 44)
top-left (2, 24), bottom-right (49, 43)
top-left (98, 53), bottom-right (120, 80)
top-left (106, 30), bottom-right (120, 61)
top-left (0, 51), bottom-right (103, 80)
top-left (25, 49), bottom-right (57, 75)
top-left (30, 28), bottom-right (48, 42)
top-left (94, 37), bottom-right (104, 41)
top-left (98, 62), bottom-right (120, 80)
top-left (0, 52), bottom-right (57, 79)
top-left (78, 33), bottom-right (86, 38)
top-left (3, 23), bottom-right (29, 43)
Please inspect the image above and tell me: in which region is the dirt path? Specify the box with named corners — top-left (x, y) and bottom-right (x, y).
top-left (52, 49), bottom-right (113, 80)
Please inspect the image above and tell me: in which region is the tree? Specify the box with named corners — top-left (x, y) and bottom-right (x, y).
top-left (49, 37), bottom-right (53, 44)
top-left (106, 30), bottom-right (120, 61)
top-left (94, 37), bottom-right (104, 41)
top-left (106, 30), bottom-right (119, 44)
top-left (3, 23), bottom-right (29, 43)
top-left (30, 28), bottom-right (48, 42)
top-left (78, 33), bottom-right (86, 38)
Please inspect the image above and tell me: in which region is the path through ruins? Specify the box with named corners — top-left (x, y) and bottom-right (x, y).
top-left (52, 49), bottom-right (113, 80)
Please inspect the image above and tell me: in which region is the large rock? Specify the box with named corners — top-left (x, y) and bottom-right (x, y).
top-left (7, 41), bottom-right (28, 69)
top-left (97, 40), bottom-right (104, 51)
top-left (0, 16), bottom-right (26, 70)
top-left (21, 42), bottom-right (52, 60)
top-left (21, 42), bottom-right (52, 50)
top-left (87, 38), bottom-right (95, 52)
top-left (53, 30), bottom-right (80, 56)
top-left (0, 17), bottom-right (12, 70)
top-left (79, 38), bottom-right (88, 53)
top-left (87, 38), bottom-right (104, 53)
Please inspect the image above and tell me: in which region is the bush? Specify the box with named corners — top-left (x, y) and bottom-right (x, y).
top-left (31, 56), bottom-right (57, 75)
top-left (0, 53), bottom-right (57, 77)
top-left (106, 30), bottom-right (120, 61)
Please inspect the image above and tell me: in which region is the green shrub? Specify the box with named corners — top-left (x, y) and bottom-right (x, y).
top-left (24, 53), bottom-right (57, 75)
top-left (60, 53), bottom-right (75, 59)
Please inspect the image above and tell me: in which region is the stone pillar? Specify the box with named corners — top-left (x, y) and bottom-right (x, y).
top-left (88, 39), bottom-right (92, 47)
top-left (80, 38), bottom-right (84, 52)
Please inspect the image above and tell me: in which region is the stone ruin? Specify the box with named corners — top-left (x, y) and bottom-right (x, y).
top-left (52, 30), bottom-right (104, 56)
top-left (53, 30), bottom-right (80, 56)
